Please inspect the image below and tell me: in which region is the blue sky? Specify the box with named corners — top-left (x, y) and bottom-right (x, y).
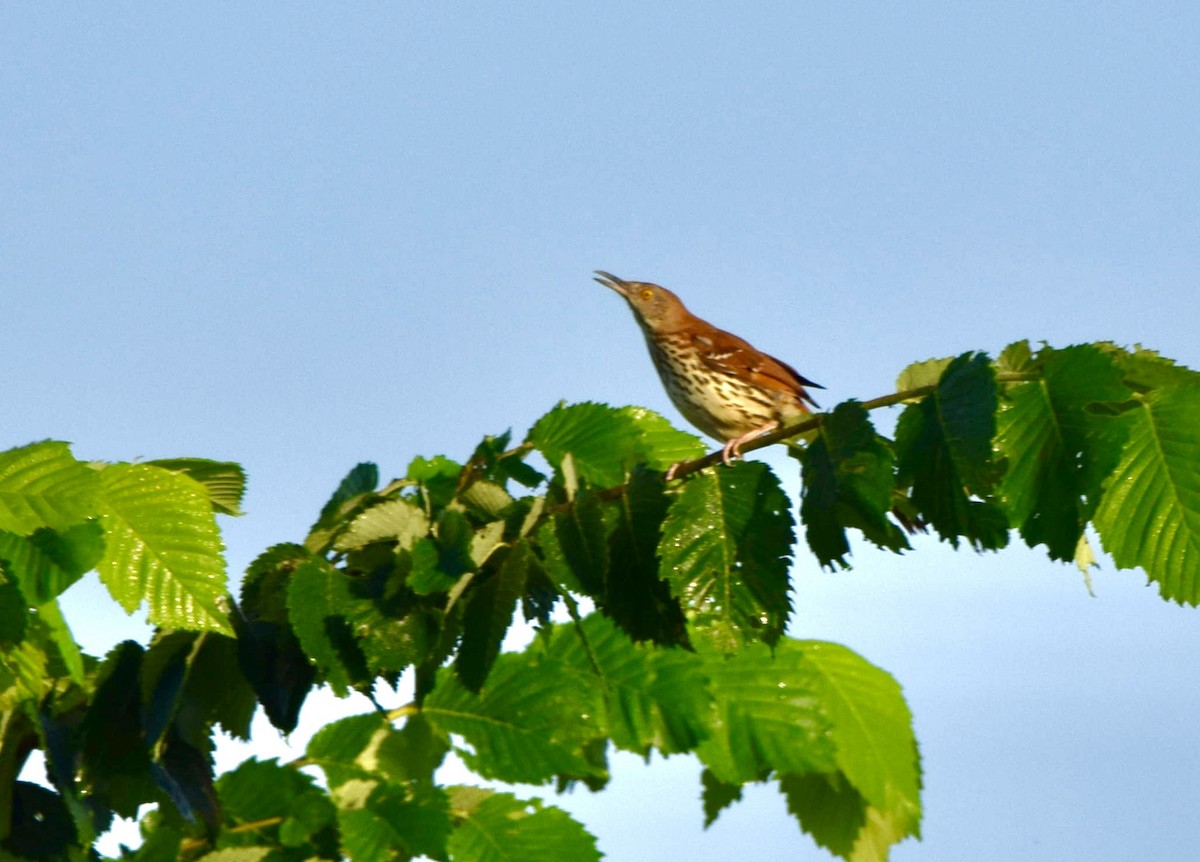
top-left (4, 4), bottom-right (1199, 859)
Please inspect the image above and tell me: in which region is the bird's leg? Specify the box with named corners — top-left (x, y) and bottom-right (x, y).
top-left (721, 420), bottom-right (780, 466)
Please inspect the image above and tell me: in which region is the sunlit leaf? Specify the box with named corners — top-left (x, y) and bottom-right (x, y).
top-left (528, 402), bottom-right (703, 487)
top-left (95, 463), bottom-right (232, 634)
top-left (445, 791), bottom-right (601, 862)
top-left (696, 643), bottom-right (836, 784)
top-left (334, 497), bottom-right (430, 552)
top-left (0, 521), bottom-right (105, 605)
top-left (1094, 360), bottom-right (1200, 603)
top-left (544, 613), bottom-right (711, 755)
top-left (792, 641), bottom-right (921, 840)
top-left (424, 654), bottom-right (604, 785)
top-left (0, 441), bottom-right (99, 534)
top-left (894, 356), bottom-right (954, 394)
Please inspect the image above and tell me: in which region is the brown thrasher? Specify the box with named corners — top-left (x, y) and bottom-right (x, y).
top-left (595, 271), bottom-right (823, 472)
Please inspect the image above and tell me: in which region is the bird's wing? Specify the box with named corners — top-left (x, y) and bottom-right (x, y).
top-left (690, 326), bottom-right (824, 409)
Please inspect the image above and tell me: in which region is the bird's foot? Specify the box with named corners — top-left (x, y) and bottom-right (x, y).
top-left (721, 421), bottom-right (780, 466)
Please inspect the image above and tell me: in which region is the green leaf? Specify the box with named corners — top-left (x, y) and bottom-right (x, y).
top-left (700, 768), bottom-right (743, 827)
top-left (148, 458), bottom-right (247, 517)
top-left (779, 772), bottom-right (868, 857)
top-left (434, 508), bottom-right (475, 579)
top-left (0, 521), bottom-right (105, 605)
top-left (894, 356), bottom-right (954, 394)
top-left (446, 791), bottom-right (601, 862)
top-left (375, 714), bottom-right (451, 784)
top-left (80, 641), bottom-right (158, 818)
top-left (464, 430), bottom-right (546, 490)
top-left (457, 541), bottom-right (530, 692)
top-left (646, 649), bottom-right (715, 754)
top-left (604, 468), bottom-right (686, 645)
top-left (407, 455), bottom-right (462, 511)
top-left (216, 757), bottom-right (320, 825)
top-left (95, 463), bottom-right (232, 634)
top-left (424, 654), bottom-right (604, 785)
top-left (319, 462), bottom-right (379, 521)
top-left (182, 633), bottom-right (257, 742)
top-left (406, 538), bottom-right (455, 594)
top-left (1094, 364), bottom-right (1200, 603)
top-left (278, 789), bottom-right (338, 847)
top-left (0, 569), bottom-right (28, 647)
top-left (286, 558), bottom-right (364, 695)
top-left (139, 632), bottom-right (194, 748)
top-left (0, 630), bottom-right (50, 708)
top-left (659, 461), bottom-right (793, 650)
top-left (529, 402), bottom-right (639, 487)
top-left (307, 462), bottom-right (379, 551)
top-left (150, 729), bottom-right (218, 832)
top-left (241, 542), bottom-right (311, 623)
top-left (347, 594), bottom-right (435, 677)
top-left (536, 492), bottom-right (608, 595)
top-left (894, 352), bottom-right (1007, 550)
top-left (1109, 345), bottom-right (1192, 392)
top-left (34, 598), bottom-right (85, 683)
top-left (470, 519), bottom-right (507, 568)
top-left (544, 613), bottom-right (712, 756)
top-left (306, 712), bottom-right (387, 787)
top-left (799, 401), bottom-right (908, 569)
top-left (696, 642), bottom-right (837, 784)
top-left (528, 402), bottom-right (704, 487)
top-left (792, 641), bottom-right (921, 842)
top-left (334, 497), bottom-right (430, 552)
top-left (0, 441), bottom-right (100, 534)
top-left (995, 339), bottom-right (1035, 373)
top-left (617, 405), bottom-right (707, 469)
top-left (339, 783), bottom-right (452, 861)
top-left (461, 480), bottom-right (515, 520)
top-left (998, 344), bottom-right (1131, 560)
top-left (235, 544), bottom-right (317, 733)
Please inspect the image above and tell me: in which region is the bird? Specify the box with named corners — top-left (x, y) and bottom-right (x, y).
top-left (594, 270), bottom-right (823, 475)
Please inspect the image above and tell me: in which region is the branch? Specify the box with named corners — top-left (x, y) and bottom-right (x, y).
top-left (642, 370), bottom-right (1039, 482)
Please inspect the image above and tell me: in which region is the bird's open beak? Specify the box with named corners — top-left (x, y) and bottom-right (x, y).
top-left (593, 270), bottom-right (630, 297)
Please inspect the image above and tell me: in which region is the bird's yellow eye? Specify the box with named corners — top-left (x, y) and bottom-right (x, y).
top-left (641, 288), bottom-right (654, 300)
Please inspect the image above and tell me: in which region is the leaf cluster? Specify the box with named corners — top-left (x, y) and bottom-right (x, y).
top-left (1, 341), bottom-right (1198, 862)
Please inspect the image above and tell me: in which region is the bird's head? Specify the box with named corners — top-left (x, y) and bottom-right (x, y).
top-left (593, 271), bottom-right (690, 332)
